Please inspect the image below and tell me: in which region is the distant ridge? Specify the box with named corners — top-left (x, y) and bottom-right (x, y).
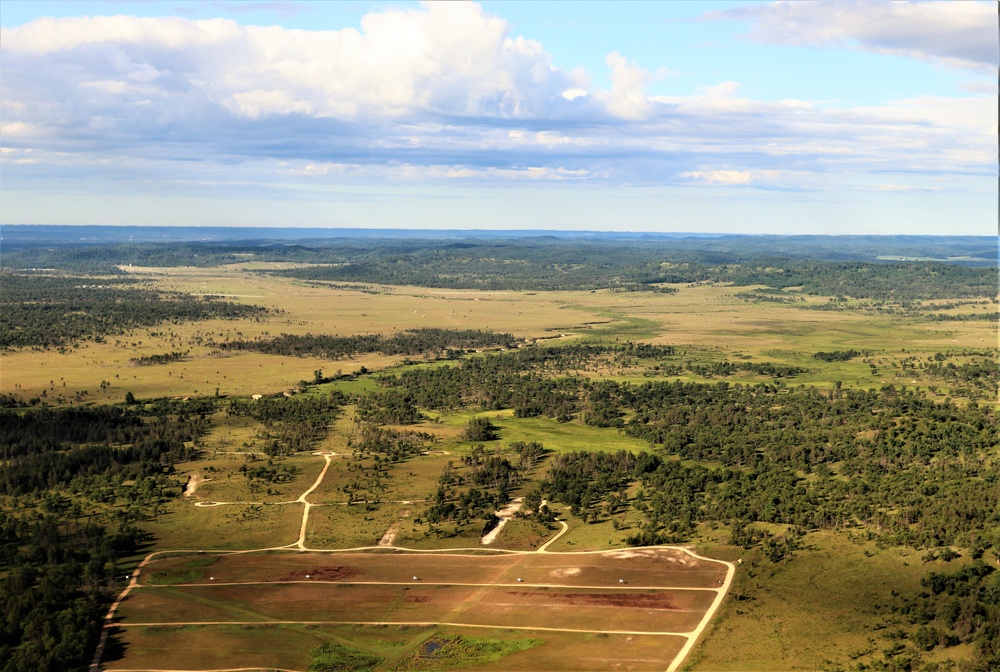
top-left (0, 225), bottom-right (994, 264)
top-left (2, 224), bottom-right (993, 245)
top-left (0, 224), bottom-right (730, 247)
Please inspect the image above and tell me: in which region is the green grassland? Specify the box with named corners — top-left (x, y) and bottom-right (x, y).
top-left (102, 623), bottom-right (685, 672)
top-left (687, 530), bottom-right (984, 671)
top-left (142, 498), bottom-right (303, 550)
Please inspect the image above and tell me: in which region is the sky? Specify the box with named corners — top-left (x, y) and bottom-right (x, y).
top-left (1, 0), bottom-right (997, 235)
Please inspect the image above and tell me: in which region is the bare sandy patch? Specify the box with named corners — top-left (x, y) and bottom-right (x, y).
top-left (481, 497), bottom-right (523, 545)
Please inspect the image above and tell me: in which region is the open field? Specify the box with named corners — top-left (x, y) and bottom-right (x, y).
top-left (686, 531), bottom-right (978, 671)
top-left (118, 582), bottom-right (713, 632)
top-left (136, 548), bottom-right (727, 589)
top-left (140, 497), bottom-right (304, 551)
top-left (108, 548), bottom-right (726, 671)
top-left (184, 452), bottom-right (327, 505)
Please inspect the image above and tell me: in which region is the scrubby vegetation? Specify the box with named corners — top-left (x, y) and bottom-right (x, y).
top-left (0, 274), bottom-right (265, 349)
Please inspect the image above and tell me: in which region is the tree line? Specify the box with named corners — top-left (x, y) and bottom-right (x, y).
top-left (219, 328), bottom-right (519, 360)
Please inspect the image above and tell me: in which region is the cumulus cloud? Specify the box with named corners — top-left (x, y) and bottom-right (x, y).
top-left (0, 4), bottom-right (581, 121)
top-left (601, 52), bottom-right (654, 119)
top-left (710, 0), bottom-right (998, 71)
top-left (0, 1), bottom-right (995, 197)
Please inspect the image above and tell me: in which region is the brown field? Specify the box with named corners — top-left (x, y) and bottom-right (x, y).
top-left (109, 548), bottom-right (725, 670)
top-left (118, 582), bottom-right (711, 633)
top-left (138, 548), bottom-right (727, 590)
top-left (101, 623), bottom-right (687, 672)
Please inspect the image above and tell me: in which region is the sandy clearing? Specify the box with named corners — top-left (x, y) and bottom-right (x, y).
top-left (183, 473), bottom-right (202, 498)
top-left (481, 497), bottom-right (523, 545)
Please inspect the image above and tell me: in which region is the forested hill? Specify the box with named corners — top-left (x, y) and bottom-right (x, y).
top-left (2, 234), bottom-right (996, 299)
top-left (2, 226), bottom-right (994, 260)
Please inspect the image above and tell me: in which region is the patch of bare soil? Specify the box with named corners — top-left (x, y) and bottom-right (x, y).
top-left (481, 497), bottom-right (523, 545)
top-left (183, 473), bottom-right (203, 497)
top-left (279, 566), bottom-right (361, 581)
top-left (506, 591), bottom-right (677, 609)
top-left (403, 594), bottom-right (430, 602)
top-left (379, 510), bottom-right (411, 546)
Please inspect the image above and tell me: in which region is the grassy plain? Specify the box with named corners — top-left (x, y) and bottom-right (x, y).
top-left (141, 499), bottom-right (303, 550)
top-left (686, 531), bottom-right (978, 671)
top-left (2, 265), bottom-right (994, 402)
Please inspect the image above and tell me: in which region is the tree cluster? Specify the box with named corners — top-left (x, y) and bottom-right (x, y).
top-left (219, 328), bottom-right (518, 360)
top-left (0, 275), bottom-right (266, 349)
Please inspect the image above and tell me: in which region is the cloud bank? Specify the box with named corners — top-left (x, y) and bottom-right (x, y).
top-left (1, 1), bottom-right (995, 202)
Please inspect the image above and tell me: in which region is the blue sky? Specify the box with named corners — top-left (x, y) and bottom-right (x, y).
top-left (1, 0), bottom-right (996, 234)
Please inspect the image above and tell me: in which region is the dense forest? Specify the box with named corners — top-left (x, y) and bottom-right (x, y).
top-left (0, 400), bottom-right (216, 671)
top-left (373, 355), bottom-right (998, 543)
top-left (4, 227), bottom-right (993, 261)
top-left (226, 392), bottom-right (345, 456)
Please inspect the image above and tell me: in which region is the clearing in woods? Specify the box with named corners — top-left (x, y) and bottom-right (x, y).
top-left (96, 436), bottom-right (734, 672)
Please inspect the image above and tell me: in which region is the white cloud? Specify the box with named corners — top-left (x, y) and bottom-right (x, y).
top-left (682, 169), bottom-right (782, 186)
top-left (652, 81), bottom-right (756, 112)
top-left (0, 4), bottom-right (582, 121)
top-left (0, 1), bottom-right (995, 201)
top-left (712, 0), bottom-right (998, 71)
top-left (601, 52), bottom-right (654, 119)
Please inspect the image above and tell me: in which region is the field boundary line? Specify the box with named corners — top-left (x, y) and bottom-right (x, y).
top-left (134, 579), bottom-right (720, 592)
top-left (115, 620), bottom-right (694, 636)
top-left (666, 548), bottom-right (736, 672)
top-left (93, 442), bottom-right (735, 672)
